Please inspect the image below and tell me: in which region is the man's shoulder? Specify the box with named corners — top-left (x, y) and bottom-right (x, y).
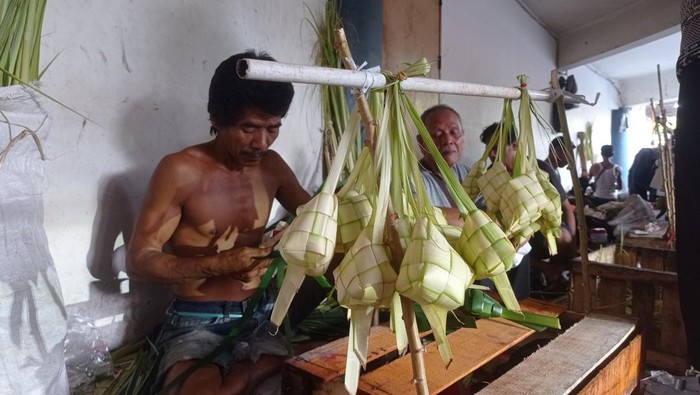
top-left (155, 145), bottom-right (212, 178)
top-left (536, 158), bottom-right (555, 173)
top-left (260, 150), bottom-right (288, 171)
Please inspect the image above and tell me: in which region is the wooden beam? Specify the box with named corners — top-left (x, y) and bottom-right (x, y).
top-left (479, 314), bottom-right (638, 394)
top-left (571, 260), bottom-right (678, 285)
top-left (557, 0), bottom-right (681, 69)
top-left (578, 334), bottom-right (642, 395)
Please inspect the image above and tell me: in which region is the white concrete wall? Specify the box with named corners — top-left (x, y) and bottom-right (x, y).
top-left (556, 65), bottom-right (622, 191)
top-left (619, 68), bottom-right (680, 107)
top-left (441, 1), bottom-right (626, 194)
top-left (38, 0), bottom-right (324, 348)
top-left (440, 0), bottom-right (557, 166)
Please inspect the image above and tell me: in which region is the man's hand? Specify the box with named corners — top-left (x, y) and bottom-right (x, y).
top-left (239, 266), bottom-right (267, 290)
top-left (218, 246), bottom-right (273, 279)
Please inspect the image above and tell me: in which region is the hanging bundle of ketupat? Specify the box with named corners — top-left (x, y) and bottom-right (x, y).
top-left (271, 63), bottom-right (565, 394)
top-left (464, 75), bottom-right (562, 256)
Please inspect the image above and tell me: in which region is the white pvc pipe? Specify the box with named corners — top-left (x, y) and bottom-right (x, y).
top-left (238, 58), bottom-right (553, 101)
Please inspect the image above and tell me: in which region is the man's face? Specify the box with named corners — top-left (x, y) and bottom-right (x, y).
top-left (422, 108), bottom-right (464, 167)
top-left (486, 138), bottom-right (517, 173)
top-left (503, 142), bottom-right (517, 173)
top-left (216, 107), bottom-right (281, 167)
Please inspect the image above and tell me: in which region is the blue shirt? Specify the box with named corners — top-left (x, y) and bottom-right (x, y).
top-left (419, 162), bottom-right (470, 207)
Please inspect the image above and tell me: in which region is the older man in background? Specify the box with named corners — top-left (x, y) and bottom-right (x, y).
top-left (417, 104), bottom-right (470, 226)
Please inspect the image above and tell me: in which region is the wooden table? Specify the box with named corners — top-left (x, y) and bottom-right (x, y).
top-left (283, 299), bottom-right (640, 394)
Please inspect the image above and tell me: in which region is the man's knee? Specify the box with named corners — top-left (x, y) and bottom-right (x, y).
top-left (162, 360), bottom-right (225, 395)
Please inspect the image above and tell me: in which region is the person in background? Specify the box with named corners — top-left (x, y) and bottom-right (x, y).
top-left (417, 104), bottom-right (469, 227)
top-left (588, 144), bottom-right (623, 206)
top-left (477, 125), bottom-right (578, 299)
top-left (480, 126), bottom-right (576, 260)
top-left (628, 147), bottom-right (660, 202)
top-left (675, 0), bottom-right (700, 371)
top-left (531, 135), bottom-right (581, 294)
top-left (541, 135), bottom-right (578, 257)
top-left (126, 50), bottom-right (329, 394)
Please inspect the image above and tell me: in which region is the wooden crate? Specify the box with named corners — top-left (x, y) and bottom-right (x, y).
top-left (282, 299), bottom-right (640, 394)
top-left (570, 239), bottom-right (687, 374)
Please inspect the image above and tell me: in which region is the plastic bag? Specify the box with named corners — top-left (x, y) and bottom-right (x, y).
top-left (608, 195), bottom-right (656, 236)
top-left (64, 312), bottom-right (115, 390)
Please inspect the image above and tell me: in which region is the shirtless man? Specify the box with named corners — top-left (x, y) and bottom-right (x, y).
top-left (588, 144), bottom-right (622, 206)
top-left (126, 51), bottom-right (313, 394)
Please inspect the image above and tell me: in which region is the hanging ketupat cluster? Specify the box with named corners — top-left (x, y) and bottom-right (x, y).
top-left (463, 75), bottom-right (563, 259)
top-left (273, 64), bottom-right (563, 395)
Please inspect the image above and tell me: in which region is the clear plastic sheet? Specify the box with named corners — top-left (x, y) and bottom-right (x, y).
top-left (64, 312), bottom-right (115, 390)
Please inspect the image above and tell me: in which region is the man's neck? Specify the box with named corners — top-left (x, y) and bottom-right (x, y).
top-left (421, 158), bottom-right (443, 177)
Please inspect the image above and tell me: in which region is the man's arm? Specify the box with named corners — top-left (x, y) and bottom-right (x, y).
top-left (437, 206), bottom-right (464, 227)
top-left (268, 151), bottom-right (312, 214)
top-left (126, 155), bottom-right (270, 284)
top-left (615, 166), bottom-right (623, 190)
top-left (588, 163), bottom-right (600, 178)
top-left (561, 199), bottom-right (576, 238)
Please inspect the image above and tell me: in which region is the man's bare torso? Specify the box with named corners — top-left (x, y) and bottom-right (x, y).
top-left (168, 144), bottom-right (277, 301)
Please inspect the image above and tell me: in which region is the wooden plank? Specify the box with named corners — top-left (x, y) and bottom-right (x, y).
top-left (478, 314), bottom-right (636, 395)
top-left (517, 297), bottom-right (567, 317)
top-left (382, 0), bottom-right (440, 111)
top-left (658, 285), bottom-right (687, 358)
top-left (283, 325), bottom-right (409, 393)
top-left (622, 237), bottom-right (675, 252)
top-left (358, 318), bottom-right (534, 394)
top-left (615, 246), bottom-right (637, 267)
top-left (594, 278), bottom-right (627, 315)
top-left (570, 271), bottom-right (586, 313)
top-left (632, 283), bottom-right (656, 351)
top-left (572, 260), bottom-right (678, 286)
top-left (578, 334), bottom-right (642, 395)
top-left (638, 249), bottom-right (666, 271)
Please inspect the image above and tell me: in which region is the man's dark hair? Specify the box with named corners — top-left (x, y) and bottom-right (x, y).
top-left (601, 144), bottom-right (614, 158)
top-left (550, 135), bottom-right (576, 151)
top-left (420, 104), bottom-right (461, 125)
top-left (480, 122), bottom-right (516, 145)
top-left (208, 50), bottom-right (294, 133)
top-left (551, 135), bottom-right (565, 150)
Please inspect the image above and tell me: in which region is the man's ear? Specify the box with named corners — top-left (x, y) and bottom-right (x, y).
top-left (210, 119), bottom-right (223, 135)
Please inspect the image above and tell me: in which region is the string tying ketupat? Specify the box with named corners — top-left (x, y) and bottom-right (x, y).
top-left (513, 74), bottom-right (562, 254)
top-left (476, 161), bottom-right (511, 217)
top-left (336, 190), bottom-right (373, 253)
top-left (271, 108), bottom-right (363, 327)
top-left (455, 209), bottom-right (520, 313)
top-left (396, 217), bottom-right (474, 367)
top-left (462, 158), bottom-right (487, 199)
top-left (498, 170), bottom-right (547, 236)
top-left (535, 168), bottom-right (562, 255)
top-left (332, 83), bottom-right (399, 395)
top-left (510, 221), bottom-right (541, 250)
top-left (335, 147), bottom-right (375, 254)
top-left (272, 192), bottom-right (338, 327)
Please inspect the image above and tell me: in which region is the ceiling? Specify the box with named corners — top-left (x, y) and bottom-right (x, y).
top-left (517, 0), bottom-right (682, 81)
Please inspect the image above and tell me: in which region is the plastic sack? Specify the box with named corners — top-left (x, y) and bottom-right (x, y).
top-left (1, 85), bottom-right (69, 395)
top-left (64, 312), bottom-right (115, 390)
top-left (608, 194), bottom-right (656, 236)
